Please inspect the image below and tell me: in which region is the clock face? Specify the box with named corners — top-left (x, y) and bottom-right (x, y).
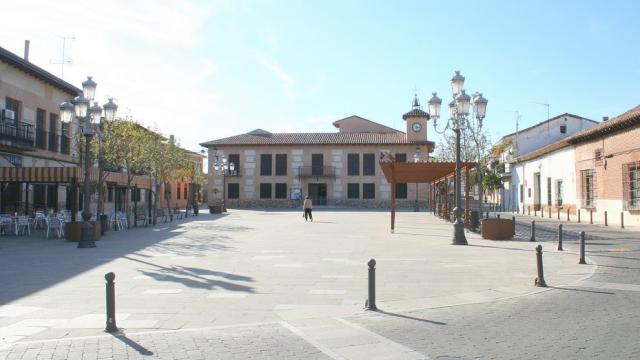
top-left (412, 122), bottom-right (422, 132)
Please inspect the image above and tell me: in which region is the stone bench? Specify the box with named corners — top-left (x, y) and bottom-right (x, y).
top-left (481, 218), bottom-right (514, 240)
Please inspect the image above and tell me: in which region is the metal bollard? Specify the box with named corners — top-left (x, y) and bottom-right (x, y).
top-left (485, 211), bottom-right (489, 219)
top-left (590, 210), bottom-right (593, 224)
top-left (579, 232), bottom-right (586, 264)
top-left (105, 272), bottom-right (118, 333)
top-left (604, 211), bottom-right (608, 226)
top-left (567, 208), bottom-right (570, 222)
top-left (534, 245), bottom-right (547, 287)
top-left (557, 207), bottom-right (560, 220)
top-left (366, 259), bottom-right (377, 311)
top-left (557, 224), bottom-right (563, 251)
top-left (530, 220), bottom-right (536, 242)
top-left (548, 206), bottom-right (551, 218)
top-left (621, 212), bottom-right (624, 229)
top-left (534, 209), bottom-right (537, 217)
top-left (578, 209), bottom-right (581, 223)
top-left (497, 214), bottom-right (501, 219)
top-left (541, 207), bottom-right (544, 217)
top-left (512, 216), bottom-right (516, 237)
top-left (528, 206), bottom-right (530, 216)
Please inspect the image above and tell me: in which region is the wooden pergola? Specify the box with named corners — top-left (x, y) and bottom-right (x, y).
top-left (379, 160), bottom-right (476, 232)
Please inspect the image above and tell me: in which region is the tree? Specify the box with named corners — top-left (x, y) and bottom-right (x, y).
top-left (482, 172), bottom-right (503, 212)
top-left (145, 134), bottom-right (185, 222)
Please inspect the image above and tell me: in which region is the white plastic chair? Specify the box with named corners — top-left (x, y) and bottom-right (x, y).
top-left (15, 216), bottom-right (31, 235)
top-left (0, 216), bottom-right (13, 235)
top-left (46, 216), bottom-right (64, 239)
top-left (117, 212), bottom-right (128, 229)
top-left (34, 211), bottom-right (46, 229)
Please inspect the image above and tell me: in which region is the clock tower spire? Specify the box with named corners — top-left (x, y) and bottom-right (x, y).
top-left (402, 93), bottom-right (430, 143)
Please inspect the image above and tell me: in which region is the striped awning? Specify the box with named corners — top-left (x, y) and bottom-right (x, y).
top-left (0, 166), bottom-right (152, 189)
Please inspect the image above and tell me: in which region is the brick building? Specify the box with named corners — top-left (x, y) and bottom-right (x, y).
top-left (201, 99), bottom-right (435, 208)
top-left (569, 105), bottom-right (640, 227)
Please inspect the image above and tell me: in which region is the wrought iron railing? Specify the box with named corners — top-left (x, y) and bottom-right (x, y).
top-left (0, 121), bottom-right (34, 147)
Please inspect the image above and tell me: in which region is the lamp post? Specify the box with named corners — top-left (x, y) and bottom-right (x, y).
top-left (60, 77), bottom-right (117, 248)
top-left (428, 71), bottom-right (488, 245)
top-left (213, 152), bottom-right (235, 212)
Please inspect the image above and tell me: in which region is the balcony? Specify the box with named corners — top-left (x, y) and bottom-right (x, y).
top-left (297, 166), bottom-right (336, 177)
top-left (0, 121), bottom-right (34, 149)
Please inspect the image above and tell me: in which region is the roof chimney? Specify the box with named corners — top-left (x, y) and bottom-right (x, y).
top-left (169, 134), bottom-right (175, 144)
top-left (24, 40), bottom-right (30, 61)
top-left (602, 116), bottom-right (609, 122)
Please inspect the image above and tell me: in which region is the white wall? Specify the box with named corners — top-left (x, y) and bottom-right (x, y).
top-left (510, 146), bottom-right (577, 210)
top-left (510, 115), bottom-right (596, 157)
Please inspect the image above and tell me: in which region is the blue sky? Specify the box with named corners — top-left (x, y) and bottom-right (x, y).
top-left (5, 0), bottom-right (640, 152)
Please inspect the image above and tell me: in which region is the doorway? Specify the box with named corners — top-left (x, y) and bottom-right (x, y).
top-left (308, 183), bottom-right (327, 205)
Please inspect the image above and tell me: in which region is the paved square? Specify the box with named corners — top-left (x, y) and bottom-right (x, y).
top-left (0, 209), bottom-right (595, 359)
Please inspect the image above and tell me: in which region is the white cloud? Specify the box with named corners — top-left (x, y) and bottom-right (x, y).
top-left (3, 0), bottom-right (221, 152)
top-left (252, 51), bottom-right (295, 97)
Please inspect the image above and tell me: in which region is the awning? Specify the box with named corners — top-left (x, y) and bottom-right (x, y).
top-left (380, 161), bottom-right (476, 183)
top-left (0, 167), bottom-right (153, 189)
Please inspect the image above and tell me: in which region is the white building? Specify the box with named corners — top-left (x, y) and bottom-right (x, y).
top-left (492, 113), bottom-right (598, 210)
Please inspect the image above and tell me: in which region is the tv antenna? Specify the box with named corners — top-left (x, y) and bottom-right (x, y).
top-left (514, 110), bottom-right (522, 158)
top-left (531, 101), bottom-right (550, 135)
top-left (50, 35), bottom-right (75, 79)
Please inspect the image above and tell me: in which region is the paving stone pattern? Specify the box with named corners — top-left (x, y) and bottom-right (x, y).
top-left (0, 323), bottom-right (330, 360)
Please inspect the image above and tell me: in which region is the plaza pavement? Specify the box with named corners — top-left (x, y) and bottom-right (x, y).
top-left (0, 209), bottom-right (600, 359)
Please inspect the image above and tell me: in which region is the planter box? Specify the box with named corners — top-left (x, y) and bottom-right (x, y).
top-left (65, 221), bottom-right (102, 242)
top-left (481, 218), bottom-right (514, 240)
top-left (209, 205), bottom-right (223, 214)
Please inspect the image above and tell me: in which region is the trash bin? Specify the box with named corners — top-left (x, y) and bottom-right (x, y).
top-left (100, 214), bottom-right (108, 235)
top-left (470, 210), bottom-right (479, 231)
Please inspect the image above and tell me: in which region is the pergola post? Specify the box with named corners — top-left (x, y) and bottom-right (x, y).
top-left (390, 162), bottom-right (396, 233)
top-left (464, 166), bottom-right (470, 229)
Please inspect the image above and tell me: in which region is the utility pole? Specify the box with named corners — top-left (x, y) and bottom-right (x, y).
top-left (50, 35), bottom-right (75, 79)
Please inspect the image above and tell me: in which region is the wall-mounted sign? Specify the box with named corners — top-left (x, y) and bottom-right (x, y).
top-left (290, 187), bottom-right (302, 200)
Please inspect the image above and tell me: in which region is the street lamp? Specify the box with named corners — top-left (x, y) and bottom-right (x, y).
top-left (213, 151), bottom-right (235, 212)
top-left (428, 71), bottom-right (488, 245)
top-left (60, 76), bottom-right (117, 248)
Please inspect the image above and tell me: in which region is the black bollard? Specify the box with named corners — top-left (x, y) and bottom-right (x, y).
top-left (557, 224), bottom-right (563, 251)
top-left (512, 216), bottom-right (516, 237)
top-left (541, 207), bottom-right (544, 218)
top-left (497, 214), bottom-right (501, 219)
top-left (485, 211), bottom-right (489, 219)
top-left (366, 259), bottom-right (377, 311)
top-left (578, 209), bottom-right (581, 223)
top-left (548, 206), bottom-right (551, 219)
top-left (567, 208), bottom-right (570, 222)
top-left (557, 207), bottom-right (560, 220)
top-left (105, 272), bottom-right (118, 333)
top-left (604, 211), bottom-right (608, 226)
top-left (579, 231), bottom-right (586, 264)
top-left (530, 220), bottom-right (536, 242)
top-left (534, 245), bottom-right (547, 287)
top-left (621, 212), bottom-right (624, 229)
top-left (590, 210), bottom-right (593, 224)
top-left (528, 206), bottom-right (530, 216)
top-left (534, 209), bottom-right (537, 217)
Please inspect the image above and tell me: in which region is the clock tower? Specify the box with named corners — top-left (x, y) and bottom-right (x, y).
top-left (402, 94), bottom-right (430, 143)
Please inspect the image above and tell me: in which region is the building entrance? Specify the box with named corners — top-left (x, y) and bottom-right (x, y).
top-left (308, 183), bottom-right (327, 205)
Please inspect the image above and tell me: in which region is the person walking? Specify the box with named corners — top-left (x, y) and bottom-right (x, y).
top-left (303, 196), bottom-right (313, 222)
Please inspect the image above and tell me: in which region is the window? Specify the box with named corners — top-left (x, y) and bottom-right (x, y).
top-left (594, 148), bottom-right (603, 167)
top-left (260, 154), bottom-right (272, 176)
top-left (260, 183), bottom-right (272, 199)
top-left (228, 154), bottom-right (240, 175)
top-left (520, 184), bottom-right (524, 203)
top-left (560, 125), bottom-right (567, 134)
top-left (623, 162), bottom-right (640, 210)
top-left (177, 182), bottom-right (181, 199)
top-left (132, 188), bottom-right (141, 202)
top-left (36, 109), bottom-right (47, 150)
top-left (5, 97), bottom-right (20, 123)
top-left (228, 183), bottom-right (240, 199)
top-left (581, 169), bottom-right (596, 207)
top-left (48, 113), bottom-right (58, 152)
top-left (395, 153), bottom-right (407, 163)
top-left (363, 183), bottom-right (375, 199)
top-left (546, 177), bottom-right (552, 206)
top-left (347, 183), bottom-right (359, 199)
top-left (347, 153), bottom-right (360, 176)
top-left (275, 154), bottom-right (287, 176)
top-left (556, 180), bottom-right (564, 206)
top-left (275, 183), bottom-right (287, 199)
top-left (311, 154), bottom-right (323, 175)
top-left (108, 187), bottom-right (114, 202)
top-left (396, 183), bottom-right (408, 199)
top-left (363, 153), bottom-right (375, 176)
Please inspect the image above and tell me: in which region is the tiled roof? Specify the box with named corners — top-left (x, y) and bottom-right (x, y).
top-left (402, 108), bottom-right (429, 119)
top-left (567, 104), bottom-right (640, 144)
top-left (0, 46), bottom-right (80, 96)
top-left (499, 113), bottom-right (597, 140)
top-left (201, 131), bottom-right (434, 147)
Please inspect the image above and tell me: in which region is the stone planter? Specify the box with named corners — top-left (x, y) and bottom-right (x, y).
top-left (65, 221), bottom-right (102, 242)
top-left (480, 218), bottom-right (514, 240)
